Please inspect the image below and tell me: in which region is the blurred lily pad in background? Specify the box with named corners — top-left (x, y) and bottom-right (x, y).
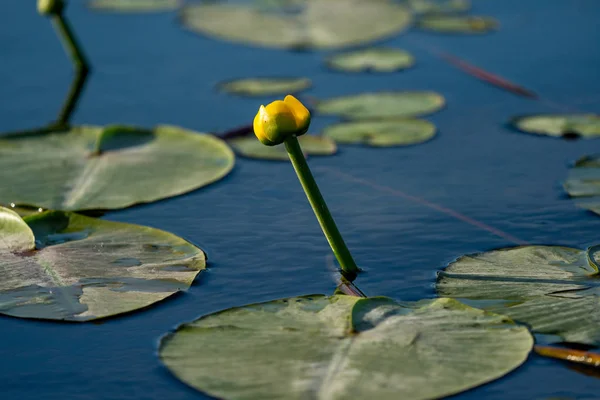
top-left (323, 119), bottom-right (436, 147)
top-left (218, 77), bottom-right (311, 97)
top-left (437, 245), bottom-right (600, 345)
top-left (315, 91), bottom-right (445, 120)
top-left (88, 0), bottom-right (181, 13)
top-left (228, 134), bottom-right (336, 161)
top-left (179, 0), bottom-right (412, 50)
top-left (325, 47), bottom-right (415, 73)
top-left (0, 125), bottom-right (234, 211)
top-left (408, 0), bottom-right (471, 15)
top-left (512, 114), bottom-right (600, 139)
top-left (418, 15), bottom-right (498, 34)
top-left (0, 207), bottom-right (205, 321)
top-left (563, 155), bottom-right (600, 215)
top-left (160, 295), bottom-right (532, 400)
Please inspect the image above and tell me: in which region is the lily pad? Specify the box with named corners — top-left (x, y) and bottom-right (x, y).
top-left (437, 245), bottom-right (600, 345)
top-left (512, 114), bottom-right (600, 139)
top-left (160, 295), bottom-right (532, 400)
top-left (228, 134), bottom-right (336, 161)
top-left (563, 155), bottom-right (600, 215)
top-left (418, 15), bottom-right (498, 33)
top-left (0, 124), bottom-right (234, 211)
top-left (325, 48), bottom-right (415, 73)
top-left (218, 77), bottom-right (311, 97)
top-left (408, 0), bottom-right (471, 14)
top-left (315, 91), bottom-right (445, 120)
top-left (88, 0), bottom-right (181, 12)
top-left (323, 119), bottom-right (436, 147)
top-left (0, 207), bottom-right (205, 321)
top-left (179, 0), bottom-right (412, 50)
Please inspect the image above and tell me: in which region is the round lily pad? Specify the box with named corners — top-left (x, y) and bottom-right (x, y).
top-left (437, 245), bottom-right (600, 345)
top-left (88, 0), bottom-right (181, 12)
top-left (315, 91), bottom-right (445, 120)
top-left (0, 124), bottom-right (234, 211)
top-left (512, 114), bottom-right (600, 139)
top-left (160, 295), bottom-right (532, 400)
top-left (0, 207), bottom-right (205, 321)
top-left (325, 48), bottom-right (415, 73)
top-left (418, 15), bottom-right (498, 33)
top-left (323, 119), bottom-right (436, 147)
top-left (408, 0), bottom-right (471, 14)
top-left (218, 77), bottom-right (311, 97)
top-left (179, 0), bottom-right (412, 50)
top-left (228, 134), bottom-right (336, 161)
top-left (563, 155), bottom-right (600, 215)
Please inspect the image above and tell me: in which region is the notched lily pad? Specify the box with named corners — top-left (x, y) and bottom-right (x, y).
top-left (325, 47), bottom-right (415, 73)
top-left (563, 154), bottom-right (600, 215)
top-left (437, 245), bottom-right (600, 345)
top-left (160, 295), bottom-right (532, 400)
top-left (228, 134), bottom-right (336, 161)
top-left (512, 114), bottom-right (600, 139)
top-left (88, 0), bottom-right (181, 12)
top-left (218, 77), bottom-right (311, 97)
top-left (315, 91), bottom-right (445, 120)
top-left (179, 0), bottom-right (412, 50)
top-left (323, 119), bottom-right (436, 147)
top-left (418, 15), bottom-right (498, 33)
top-left (0, 124), bottom-right (234, 211)
top-left (0, 207), bottom-right (205, 321)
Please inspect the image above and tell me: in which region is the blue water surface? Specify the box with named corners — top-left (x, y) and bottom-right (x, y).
top-left (1, 0), bottom-right (600, 399)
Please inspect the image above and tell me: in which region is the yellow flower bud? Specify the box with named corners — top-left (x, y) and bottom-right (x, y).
top-left (38, 0), bottom-right (64, 15)
top-left (253, 95), bottom-right (311, 146)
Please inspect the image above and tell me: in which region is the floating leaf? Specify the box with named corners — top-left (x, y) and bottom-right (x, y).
top-left (323, 119), bottom-right (436, 147)
top-left (228, 134), bottom-right (336, 161)
top-left (512, 114), bottom-right (600, 139)
top-left (160, 295), bottom-right (532, 400)
top-left (88, 0), bottom-right (181, 12)
top-left (408, 0), bottom-right (470, 14)
top-left (218, 77), bottom-right (311, 97)
top-left (0, 208), bottom-right (205, 321)
top-left (418, 15), bottom-right (498, 33)
top-left (0, 125), bottom-right (234, 211)
top-left (437, 245), bottom-right (600, 345)
top-left (325, 47), bottom-right (415, 73)
top-left (179, 0), bottom-right (412, 50)
top-left (315, 91), bottom-right (445, 120)
top-left (563, 155), bottom-right (600, 215)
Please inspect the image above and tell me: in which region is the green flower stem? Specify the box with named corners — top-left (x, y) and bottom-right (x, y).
top-left (284, 135), bottom-right (360, 281)
top-left (50, 9), bottom-right (90, 127)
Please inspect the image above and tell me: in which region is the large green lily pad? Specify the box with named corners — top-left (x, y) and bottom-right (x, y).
top-left (160, 295), bottom-right (532, 400)
top-left (0, 124), bottom-right (234, 211)
top-left (315, 91), bottom-right (445, 120)
top-left (325, 47), bottom-right (415, 73)
top-left (408, 0), bottom-right (470, 14)
top-left (179, 0), bottom-right (412, 50)
top-left (88, 0), bottom-right (181, 12)
top-left (418, 15), bottom-right (498, 33)
top-left (228, 134), bottom-right (336, 161)
top-left (218, 77), bottom-right (311, 97)
top-left (563, 155), bottom-right (600, 215)
top-left (512, 114), bottom-right (600, 139)
top-left (437, 245), bottom-right (600, 345)
top-left (0, 207), bottom-right (205, 321)
top-left (323, 119), bottom-right (436, 147)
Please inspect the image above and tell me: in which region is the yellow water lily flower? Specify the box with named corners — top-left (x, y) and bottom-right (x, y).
top-left (38, 0), bottom-right (64, 15)
top-left (253, 95), bottom-right (311, 146)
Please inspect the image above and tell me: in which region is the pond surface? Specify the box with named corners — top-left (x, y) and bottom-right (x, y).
top-left (1, 0), bottom-right (600, 399)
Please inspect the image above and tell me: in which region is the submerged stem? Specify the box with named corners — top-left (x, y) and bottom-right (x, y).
top-left (284, 135), bottom-right (360, 281)
top-left (50, 8), bottom-right (90, 127)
